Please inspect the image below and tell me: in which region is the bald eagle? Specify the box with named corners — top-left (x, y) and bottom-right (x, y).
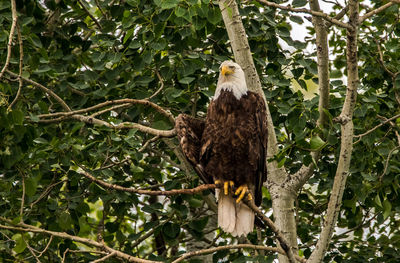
top-left (175, 61), bottom-right (268, 236)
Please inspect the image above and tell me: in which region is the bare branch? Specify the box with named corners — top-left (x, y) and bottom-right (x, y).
top-left (139, 135), bottom-right (160, 152)
top-left (94, 157), bottom-right (131, 171)
top-left (8, 25), bottom-right (24, 110)
top-left (172, 244), bottom-right (306, 263)
top-left (359, 1), bottom-right (400, 23)
top-left (379, 145), bottom-right (400, 181)
top-left (243, 199), bottom-right (299, 263)
top-left (37, 98), bottom-right (174, 124)
top-left (91, 252), bottom-right (117, 263)
top-left (0, 219), bottom-right (158, 263)
top-left (77, 0), bottom-right (102, 29)
top-left (78, 167), bottom-right (216, 196)
top-left (5, 70), bottom-right (71, 111)
top-left (90, 103), bottom-right (131, 118)
top-left (20, 175), bottom-right (25, 223)
top-left (146, 70), bottom-right (165, 100)
top-left (0, 0), bottom-right (17, 80)
top-left (256, 0), bottom-right (353, 30)
top-left (307, 0), bottom-right (360, 261)
top-left (41, 114), bottom-right (176, 137)
top-left (354, 113), bottom-right (400, 139)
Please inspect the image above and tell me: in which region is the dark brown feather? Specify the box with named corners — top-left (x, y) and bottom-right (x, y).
top-left (175, 114), bottom-right (213, 184)
top-left (200, 90), bottom-right (268, 206)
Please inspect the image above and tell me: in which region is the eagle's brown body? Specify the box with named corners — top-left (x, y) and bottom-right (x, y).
top-left (175, 61), bottom-right (268, 236)
top-left (200, 90), bottom-right (267, 206)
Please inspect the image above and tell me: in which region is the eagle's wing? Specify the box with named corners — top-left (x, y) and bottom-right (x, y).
top-left (254, 93), bottom-right (268, 206)
top-left (175, 114), bottom-right (213, 184)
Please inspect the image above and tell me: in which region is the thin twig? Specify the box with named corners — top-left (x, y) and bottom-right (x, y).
top-left (91, 251), bottom-right (117, 263)
top-left (94, 157), bottom-right (131, 171)
top-left (0, 0), bottom-right (18, 80)
top-left (36, 98), bottom-right (174, 123)
top-left (242, 199), bottom-right (298, 263)
top-left (354, 113), bottom-right (400, 139)
top-left (255, 0), bottom-right (353, 30)
top-left (359, 1), bottom-right (400, 23)
top-left (30, 179), bottom-right (67, 209)
top-left (78, 167), bottom-right (216, 196)
top-left (61, 248), bottom-right (69, 263)
top-left (0, 220), bottom-right (158, 263)
top-left (23, 235), bottom-right (42, 263)
top-left (90, 103), bottom-right (131, 117)
top-left (379, 146), bottom-right (400, 181)
top-left (139, 135), bottom-right (160, 152)
top-left (20, 175), bottom-right (25, 223)
top-left (8, 24), bottom-right (24, 110)
top-left (171, 244), bottom-right (306, 263)
top-left (36, 236), bottom-right (53, 258)
top-left (146, 70), bottom-right (165, 100)
top-left (375, 39), bottom-right (397, 78)
top-left (5, 70), bottom-right (71, 111)
top-left (77, 0), bottom-right (102, 29)
top-left (94, 0), bottom-right (107, 18)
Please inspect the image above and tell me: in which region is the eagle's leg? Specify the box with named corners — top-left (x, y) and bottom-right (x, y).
top-left (235, 185), bottom-right (252, 203)
top-left (214, 180), bottom-right (234, 195)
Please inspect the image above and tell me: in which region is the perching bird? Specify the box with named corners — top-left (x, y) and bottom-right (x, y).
top-left (175, 60), bottom-right (268, 236)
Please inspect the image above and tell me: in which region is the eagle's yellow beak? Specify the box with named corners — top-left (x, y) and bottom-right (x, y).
top-left (221, 65), bottom-right (234, 76)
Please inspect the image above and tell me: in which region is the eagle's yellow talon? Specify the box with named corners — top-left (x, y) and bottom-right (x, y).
top-left (221, 181), bottom-right (234, 195)
top-left (215, 180), bottom-right (221, 186)
top-left (235, 185), bottom-right (249, 203)
top-left (247, 194), bottom-right (253, 201)
top-left (234, 186), bottom-right (244, 196)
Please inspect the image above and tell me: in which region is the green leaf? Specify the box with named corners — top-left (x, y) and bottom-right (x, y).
top-left (126, 0), bottom-right (139, 6)
top-left (25, 177), bottom-right (37, 197)
top-left (383, 199), bottom-right (392, 219)
top-left (178, 77), bottom-right (195, 84)
top-left (12, 234), bottom-right (26, 254)
top-left (310, 136), bottom-right (325, 150)
top-left (58, 211), bottom-right (73, 230)
top-left (162, 222), bottom-right (180, 239)
top-left (292, 0), bottom-right (307, 7)
top-left (29, 34), bottom-right (42, 48)
top-left (208, 7), bottom-right (222, 25)
top-left (33, 137), bottom-right (49, 144)
top-left (375, 194), bottom-right (382, 208)
top-left (161, 0), bottom-right (179, 9)
top-left (10, 109), bottom-right (24, 125)
top-left (175, 5), bottom-right (186, 17)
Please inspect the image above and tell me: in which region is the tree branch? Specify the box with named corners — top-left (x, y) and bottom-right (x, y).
top-left (172, 244), bottom-right (306, 263)
top-left (77, 0), bottom-right (102, 29)
top-left (359, 0), bottom-right (400, 23)
top-left (35, 113), bottom-right (176, 137)
top-left (78, 167), bottom-right (216, 196)
top-left (8, 24), bottom-right (23, 110)
top-left (37, 98), bottom-right (175, 124)
top-left (243, 199), bottom-right (299, 263)
top-left (255, 0), bottom-right (353, 30)
top-left (5, 70), bottom-right (71, 111)
top-left (146, 69), bottom-right (165, 100)
top-left (307, 0), bottom-right (359, 261)
top-left (0, 219), bottom-right (158, 263)
top-left (0, 0), bottom-right (17, 80)
top-left (354, 113), bottom-right (400, 140)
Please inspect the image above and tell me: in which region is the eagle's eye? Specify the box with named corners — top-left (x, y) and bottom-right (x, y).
top-left (229, 65), bottom-right (235, 70)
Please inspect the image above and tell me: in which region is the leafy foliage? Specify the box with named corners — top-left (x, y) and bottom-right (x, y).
top-left (0, 0), bottom-right (399, 262)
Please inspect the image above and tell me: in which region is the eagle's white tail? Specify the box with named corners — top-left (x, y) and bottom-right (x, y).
top-left (216, 189), bottom-right (255, 237)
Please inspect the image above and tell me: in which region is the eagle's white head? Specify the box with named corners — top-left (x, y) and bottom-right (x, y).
top-left (214, 60), bottom-right (248, 100)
